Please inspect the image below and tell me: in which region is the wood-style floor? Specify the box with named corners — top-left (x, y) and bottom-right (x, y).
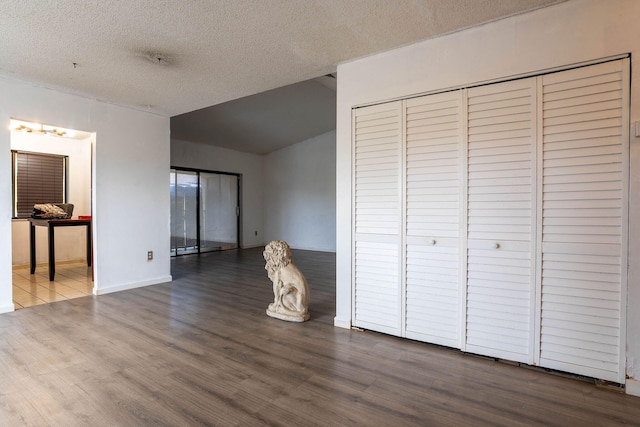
top-left (1, 248), bottom-right (639, 426)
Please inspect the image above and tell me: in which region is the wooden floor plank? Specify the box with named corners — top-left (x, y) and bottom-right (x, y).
top-left (0, 247), bottom-right (639, 425)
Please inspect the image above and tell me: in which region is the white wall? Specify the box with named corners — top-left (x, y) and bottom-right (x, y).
top-left (335, 0), bottom-right (640, 391)
top-left (264, 130), bottom-right (336, 252)
top-left (0, 76), bottom-right (172, 308)
top-left (171, 139), bottom-right (264, 248)
top-left (11, 131), bottom-right (92, 265)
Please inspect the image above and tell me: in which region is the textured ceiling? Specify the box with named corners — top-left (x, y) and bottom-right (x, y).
top-left (0, 0), bottom-right (565, 153)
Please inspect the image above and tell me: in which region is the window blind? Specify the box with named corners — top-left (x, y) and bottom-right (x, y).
top-left (12, 151), bottom-right (66, 218)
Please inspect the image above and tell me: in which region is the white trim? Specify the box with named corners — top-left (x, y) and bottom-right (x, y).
top-left (285, 245), bottom-right (336, 253)
top-left (533, 76), bottom-right (544, 366)
top-left (93, 275), bottom-right (172, 295)
top-left (241, 243), bottom-right (265, 249)
top-left (350, 108), bottom-right (357, 327)
top-left (626, 379), bottom-right (640, 397)
top-left (333, 316), bottom-right (352, 329)
top-left (0, 303), bottom-right (15, 314)
top-left (619, 56), bottom-right (631, 384)
top-left (351, 54), bottom-right (630, 110)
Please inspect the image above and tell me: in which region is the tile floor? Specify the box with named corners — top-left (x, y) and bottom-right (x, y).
top-left (12, 261), bottom-right (94, 309)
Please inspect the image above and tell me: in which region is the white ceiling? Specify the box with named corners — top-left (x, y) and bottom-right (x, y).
top-left (0, 0), bottom-right (565, 153)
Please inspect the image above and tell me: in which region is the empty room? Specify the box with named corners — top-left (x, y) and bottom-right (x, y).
top-left (1, 0), bottom-right (640, 425)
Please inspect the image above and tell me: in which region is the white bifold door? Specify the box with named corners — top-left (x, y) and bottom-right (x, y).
top-left (404, 91), bottom-right (465, 348)
top-left (352, 58), bottom-right (629, 383)
top-left (465, 78), bottom-right (537, 364)
top-left (352, 102), bottom-right (403, 336)
top-left (538, 60), bottom-right (629, 382)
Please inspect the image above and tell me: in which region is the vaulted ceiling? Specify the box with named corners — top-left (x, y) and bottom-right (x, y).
top-left (0, 0), bottom-right (565, 153)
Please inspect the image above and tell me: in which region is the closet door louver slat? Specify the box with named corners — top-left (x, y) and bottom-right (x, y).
top-left (405, 91), bottom-right (463, 347)
top-left (539, 60), bottom-right (627, 383)
top-left (465, 79), bottom-right (536, 363)
top-left (353, 102), bottom-right (403, 335)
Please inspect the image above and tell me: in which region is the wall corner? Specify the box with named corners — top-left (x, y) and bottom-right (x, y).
top-left (334, 316), bottom-right (352, 329)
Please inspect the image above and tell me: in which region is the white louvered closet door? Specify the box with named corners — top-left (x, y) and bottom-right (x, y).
top-left (404, 91), bottom-right (464, 347)
top-left (352, 102), bottom-right (403, 336)
top-left (466, 79), bottom-right (537, 363)
top-left (539, 59), bottom-right (629, 383)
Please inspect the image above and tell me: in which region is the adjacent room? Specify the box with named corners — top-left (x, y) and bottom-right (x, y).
top-left (1, 0), bottom-right (640, 424)
top-left (10, 119), bottom-right (94, 308)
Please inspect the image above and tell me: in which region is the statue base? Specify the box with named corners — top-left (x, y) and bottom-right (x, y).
top-left (266, 308), bottom-right (310, 322)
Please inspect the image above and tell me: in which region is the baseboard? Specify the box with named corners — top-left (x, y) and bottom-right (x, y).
top-left (94, 275), bottom-right (172, 295)
top-left (290, 246), bottom-right (336, 253)
top-left (241, 243), bottom-right (264, 249)
top-left (13, 259), bottom-right (86, 270)
top-left (626, 378), bottom-right (640, 396)
top-left (240, 243), bottom-right (336, 253)
top-left (0, 303), bottom-right (15, 314)
top-left (334, 316), bottom-right (351, 329)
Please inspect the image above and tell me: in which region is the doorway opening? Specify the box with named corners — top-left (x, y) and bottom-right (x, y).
top-left (170, 167), bottom-right (240, 256)
top-left (10, 119), bottom-right (94, 309)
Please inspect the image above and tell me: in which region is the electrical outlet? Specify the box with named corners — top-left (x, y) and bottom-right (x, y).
top-left (147, 251), bottom-right (153, 261)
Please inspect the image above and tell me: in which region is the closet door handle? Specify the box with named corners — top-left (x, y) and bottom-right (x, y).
top-left (429, 239), bottom-right (436, 246)
top-left (493, 243), bottom-right (500, 249)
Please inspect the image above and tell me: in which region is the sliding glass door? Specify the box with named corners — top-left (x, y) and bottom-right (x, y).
top-left (170, 168), bottom-right (240, 256)
top-left (170, 170), bottom-right (198, 255)
top-left (200, 172), bottom-right (239, 251)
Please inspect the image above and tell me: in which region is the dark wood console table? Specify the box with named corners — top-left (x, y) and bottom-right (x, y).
top-left (29, 218), bottom-right (92, 281)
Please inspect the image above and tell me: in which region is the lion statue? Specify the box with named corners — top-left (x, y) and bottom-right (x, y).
top-left (263, 240), bottom-right (310, 322)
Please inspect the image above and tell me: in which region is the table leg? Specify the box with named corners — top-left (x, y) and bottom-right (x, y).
top-left (87, 223), bottom-right (92, 267)
top-left (30, 222), bottom-right (36, 274)
top-left (48, 225), bottom-right (55, 281)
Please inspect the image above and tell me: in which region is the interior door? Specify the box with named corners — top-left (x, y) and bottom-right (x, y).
top-left (352, 101), bottom-right (403, 336)
top-left (538, 59), bottom-right (628, 383)
top-left (465, 78), bottom-right (537, 363)
top-left (404, 91), bottom-right (465, 347)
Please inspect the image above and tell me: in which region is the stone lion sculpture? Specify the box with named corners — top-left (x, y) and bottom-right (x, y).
top-left (263, 240), bottom-right (310, 322)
